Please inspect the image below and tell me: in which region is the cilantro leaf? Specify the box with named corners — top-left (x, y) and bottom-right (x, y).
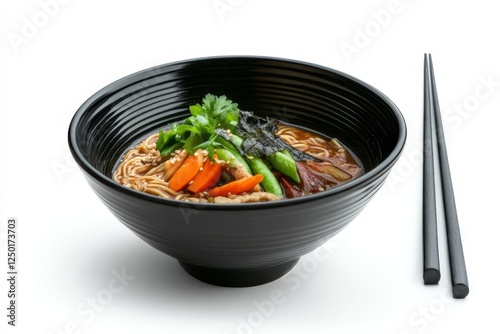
top-left (156, 125), bottom-right (178, 151)
top-left (183, 134), bottom-right (203, 155)
top-left (156, 94), bottom-right (240, 157)
top-left (160, 142), bottom-right (182, 157)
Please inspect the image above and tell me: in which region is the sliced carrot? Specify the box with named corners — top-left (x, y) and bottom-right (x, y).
top-left (208, 174), bottom-right (264, 197)
top-left (187, 155), bottom-right (222, 193)
top-left (168, 149), bottom-right (204, 192)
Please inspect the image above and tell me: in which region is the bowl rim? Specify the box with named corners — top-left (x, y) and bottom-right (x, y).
top-left (68, 55), bottom-right (407, 210)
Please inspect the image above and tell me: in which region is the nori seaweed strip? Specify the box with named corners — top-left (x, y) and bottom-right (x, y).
top-left (236, 110), bottom-right (321, 162)
top-left (214, 128), bottom-right (247, 157)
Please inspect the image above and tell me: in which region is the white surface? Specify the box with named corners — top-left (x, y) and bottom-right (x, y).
top-left (1, 1), bottom-right (499, 333)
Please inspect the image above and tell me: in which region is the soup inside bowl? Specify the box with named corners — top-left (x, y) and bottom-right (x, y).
top-left (68, 56), bottom-right (406, 287)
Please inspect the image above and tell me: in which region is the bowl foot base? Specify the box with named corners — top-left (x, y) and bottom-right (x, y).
top-left (179, 258), bottom-right (300, 287)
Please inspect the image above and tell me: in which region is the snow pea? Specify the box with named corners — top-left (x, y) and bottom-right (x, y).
top-left (269, 151), bottom-right (300, 184)
top-left (247, 155), bottom-right (283, 196)
top-left (215, 148), bottom-right (253, 175)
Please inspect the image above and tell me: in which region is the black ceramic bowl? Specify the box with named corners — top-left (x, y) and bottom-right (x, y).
top-left (68, 56), bottom-right (406, 287)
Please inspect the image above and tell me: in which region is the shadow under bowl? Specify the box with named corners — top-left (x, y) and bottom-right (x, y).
top-left (68, 56), bottom-right (406, 287)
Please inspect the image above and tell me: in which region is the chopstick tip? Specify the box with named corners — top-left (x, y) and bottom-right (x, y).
top-left (423, 268), bottom-right (441, 285)
top-left (452, 283), bottom-right (469, 299)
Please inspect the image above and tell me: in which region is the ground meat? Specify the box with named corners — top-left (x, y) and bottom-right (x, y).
top-left (213, 192), bottom-right (280, 204)
top-left (228, 164), bottom-right (251, 179)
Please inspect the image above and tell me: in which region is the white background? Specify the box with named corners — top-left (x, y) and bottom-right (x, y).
top-left (1, 0), bottom-right (499, 333)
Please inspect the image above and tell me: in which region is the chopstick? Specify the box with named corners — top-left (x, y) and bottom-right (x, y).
top-left (423, 54), bottom-right (469, 298)
top-left (423, 54), bottom-right (440, 285)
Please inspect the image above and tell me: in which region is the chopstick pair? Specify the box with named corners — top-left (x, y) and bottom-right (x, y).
top-left (422, 54), bottom-right (469, 298)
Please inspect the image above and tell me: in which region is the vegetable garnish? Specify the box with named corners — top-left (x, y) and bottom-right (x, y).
top-left (156, 94), bottom-right (239, 158)
top-left (208, 174), bottom-right (264, 197)
top-left (144, 93), bottom-right (361, 202)
top-left (245, 154), bottom-right (282, 196)
top-left (187, 154), bottom-right (223, 193)
top-left (168, 149), bottom-right (204, 191)
top-left (236, 110), bottom-right (321, 162)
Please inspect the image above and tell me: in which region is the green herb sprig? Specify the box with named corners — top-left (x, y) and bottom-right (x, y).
top-left (156, 94), bottom-right (239, 158)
